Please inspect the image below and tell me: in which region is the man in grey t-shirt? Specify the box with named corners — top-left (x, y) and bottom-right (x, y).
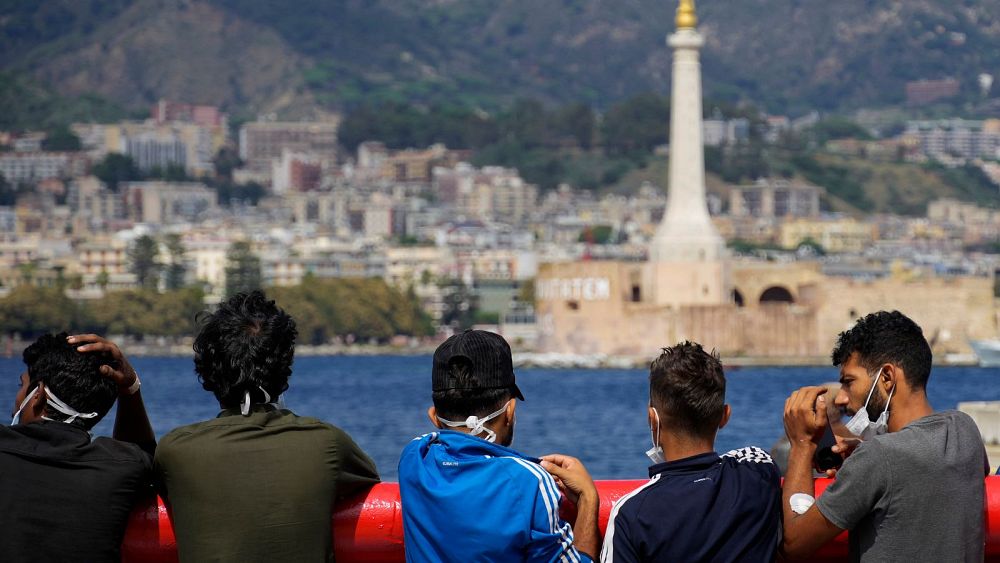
top-left (781, 311), bottom-right (986, 562)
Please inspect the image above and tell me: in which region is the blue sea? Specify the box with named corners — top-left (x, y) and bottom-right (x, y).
top-left (3, 355), bottom-right (999, 479)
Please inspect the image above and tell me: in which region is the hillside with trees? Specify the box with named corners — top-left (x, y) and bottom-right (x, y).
top-left (0, 281), bottom-right (433, 343)
top-left (4, 0), bottom-right (1000, 120)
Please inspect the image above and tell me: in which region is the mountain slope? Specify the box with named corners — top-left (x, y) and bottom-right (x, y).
top-left (3, 0), bottom-right (310, 115)
top-left (3, 0), bottom-right (1000, 114)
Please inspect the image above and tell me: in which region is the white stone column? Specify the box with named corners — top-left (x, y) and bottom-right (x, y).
top-left (650, 27), bottom-right (725, 263)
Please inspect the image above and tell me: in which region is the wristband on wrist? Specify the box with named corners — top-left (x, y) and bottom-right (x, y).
top-left (125, 375), bottom-right (141, 395)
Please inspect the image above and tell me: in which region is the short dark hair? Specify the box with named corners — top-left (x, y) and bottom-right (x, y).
top-left (649, 341), bottom-right (726, 440)
top-left (194, 290), bottom-right (297, 407)
top-left (432, 359), bottom-right (512, 420)
top-left (831, 310), bottom-right (932, 390)
top-left (22, 333), bottom-right (117, 430)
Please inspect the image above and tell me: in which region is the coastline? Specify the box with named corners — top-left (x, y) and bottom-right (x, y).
top-left (2, 338), bottom-right (981, 368)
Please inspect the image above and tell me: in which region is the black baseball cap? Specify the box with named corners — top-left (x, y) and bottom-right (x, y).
top-left (432, 330), bottom-right (525, 401)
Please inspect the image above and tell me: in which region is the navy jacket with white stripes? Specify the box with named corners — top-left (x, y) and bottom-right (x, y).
top-left (399, 430), bottom-right (593, 563)
top-left (601, 447), bottom-right (781, 563)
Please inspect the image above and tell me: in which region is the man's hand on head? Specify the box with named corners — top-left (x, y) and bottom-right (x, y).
top-left (69, 334), bottom-right (154, 451)
top-left (67, 334), bottom-right (139, 396)
top-left (784, 386), bottom-right (829, 449)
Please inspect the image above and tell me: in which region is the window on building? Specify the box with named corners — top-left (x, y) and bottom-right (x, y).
top-left (760, 286), bottom-right (795, 305)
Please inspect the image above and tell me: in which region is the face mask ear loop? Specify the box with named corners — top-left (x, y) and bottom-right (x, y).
top-left (41, 387), bottom-right (98, 424)
top-left (241, 387), bottom-right (273, 416)
top-left (861, 368), bottom-right (882, 409)
top-left (882, 385), bottom-right (894, 415)
top-left (241, 391), bottom-right (251, 416)
top-left (437, 400), bottom-right (510, 443)
top-left (652, 407), bottom-right (661, 449)
top-left (11, 386), bottom-right (39, 425)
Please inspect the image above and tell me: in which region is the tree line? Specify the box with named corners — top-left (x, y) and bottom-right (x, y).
top-left (338, 96), bottom-right (671, 157)
top-left (91, 151), bottom-right (267, 205)
top-left (0, 277), bottom-right (433, 342)
top-left (337, 94), bottom-right (776, 191)
top-left (3, 232), bottom-right (433, 342)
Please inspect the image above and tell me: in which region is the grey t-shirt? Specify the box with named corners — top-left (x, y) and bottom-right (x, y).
top-left (816, 410), bottom-right (986, 563)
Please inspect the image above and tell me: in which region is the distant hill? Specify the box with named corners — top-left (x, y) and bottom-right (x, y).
top-left (4, 0), bottom-right (1000, 118)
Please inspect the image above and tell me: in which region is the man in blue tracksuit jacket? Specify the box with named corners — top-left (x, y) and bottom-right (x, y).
top-left (601, 342), bottom-right (781, 562)
top-left (399, 330), bottom-right (600, 562)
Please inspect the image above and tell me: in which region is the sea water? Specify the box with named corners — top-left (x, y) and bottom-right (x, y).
top-left (3, 355), bottom-right (998, 479)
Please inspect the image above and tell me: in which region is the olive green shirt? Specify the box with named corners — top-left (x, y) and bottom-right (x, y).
top-left (154, 406), bottom-right (380, 562)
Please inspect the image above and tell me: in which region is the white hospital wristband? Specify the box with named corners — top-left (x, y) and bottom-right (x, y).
top-left (125, 376), bottom-right (141, 395)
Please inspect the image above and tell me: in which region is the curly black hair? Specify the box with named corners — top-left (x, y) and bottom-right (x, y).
top-left (649, 341), bottom-right (726, 440)
top-left (22, 332), bottom-right (118, 429)
top-left (193, 290), bottom-right (297, 408)
top-left (831, 310), bottom-right (932, 390)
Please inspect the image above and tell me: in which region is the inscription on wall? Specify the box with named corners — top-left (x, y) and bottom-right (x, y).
top-left (536, 278), bottom-right (611, 301)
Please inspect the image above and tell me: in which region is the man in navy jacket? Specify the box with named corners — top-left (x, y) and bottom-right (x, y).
top-left (399, 329), bottom-right (600, 562)
top-left (601, 342), bottom-right (782, 562)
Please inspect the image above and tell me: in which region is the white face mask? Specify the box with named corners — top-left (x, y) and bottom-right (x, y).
top-left (11, 386), bottom-right (38, 426)
top-left (844, 368), bottom-right (893, 440)
top-left (240, 386), bottom-right (283, 416)
top-left (646, 407), bottom-right (665, 464)
top-left (11, 385), bottom-right (98, 426)
top-left (437, 400), bottom-right (513, 443)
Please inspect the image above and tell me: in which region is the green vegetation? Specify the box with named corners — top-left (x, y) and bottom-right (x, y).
top-left (205, 0), bottom-right (1000, 113)
top-left (7, 1), bottom-right (1000, 118)
top-left (0, 71), bottom-right (128, 130)
top-left (438, 279), bottom-right (479, 330)
top-left (0, 286), bottom-right (87, 338)
top-left (727, 239), bottom-right (783, 256)
top-left (788, 153), bottom-right (873, 211)
top-left (341, 96), bottom-right (1000, 214)
top-left (163, 234), bottom-right (187, 291)
top-left (796, 238), bottom-right (826, 256)
top-left (341, 94), bottom-right (675, 190)
top-left (268, 278), bottom-right (435, 343)
top-left (0, 286), bottom-right (202, 339)
top-left (128, 235), bottom-right (160, 290)
top-left (578, 225), bottom-right (616, 245)
top-left (41, 125), bottom-right (82, 151)
top-left (211, 181), bottom-right (267, 206)
top-left (0, 280), bottom-right (433, 342)
top-left (792, 153), bottom-right (1000, 215)
top-left (0, 173), bottom-right (32, 205)
top-left (224, 241), bottom-right (262, 297)
top-left (93, 153), bottom-right (142, 192)
top-left (91, 152), bottom-right (266, 205)
top-left (88, 288), bottom-right (206, 338)
top-left (806, 118), bottom-right (874, 144)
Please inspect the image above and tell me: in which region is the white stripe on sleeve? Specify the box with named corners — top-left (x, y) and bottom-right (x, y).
top-left (509, 457), bottom-right (580, 563)
top-left (600, 474), bottom-right (661, 562)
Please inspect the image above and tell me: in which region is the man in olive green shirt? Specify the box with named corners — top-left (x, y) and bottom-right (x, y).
top-left (154, 291), bottom-right (379, 562)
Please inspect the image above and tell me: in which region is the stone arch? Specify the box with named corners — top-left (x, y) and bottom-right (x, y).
top-left (733, 288), bottom-right (745, 307)
top-left (759, 286), bottom-right (795, 305)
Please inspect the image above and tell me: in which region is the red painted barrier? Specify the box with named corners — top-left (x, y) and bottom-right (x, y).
top-left (122, 477), bottom-right (1000, 562)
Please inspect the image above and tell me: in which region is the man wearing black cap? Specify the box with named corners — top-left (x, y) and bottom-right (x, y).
top-left (398, 329), bottom-right (600, 562)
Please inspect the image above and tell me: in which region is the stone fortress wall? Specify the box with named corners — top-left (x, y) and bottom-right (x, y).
top-left (536, 260), bottom-right (996, 361)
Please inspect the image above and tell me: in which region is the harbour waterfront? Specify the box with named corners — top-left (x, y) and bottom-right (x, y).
top-left (3, 354), bottom-right (998, 480)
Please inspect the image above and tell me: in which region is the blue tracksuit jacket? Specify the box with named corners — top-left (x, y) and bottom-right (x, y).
top-left (398, 430), bottom-right (593, 563)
